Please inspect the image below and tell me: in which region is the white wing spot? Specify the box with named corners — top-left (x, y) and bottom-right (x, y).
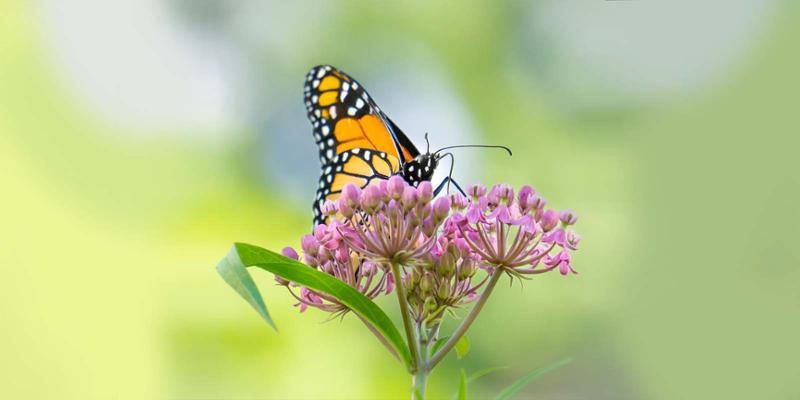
top-left (355, 98), bottom-right (365, 109)
top-left (352, 148), bottom-right (361, 154)
top-left (347, 107), bottom-right (356, 116)
top-left (326, 149), bottom-right (334, 159)
top-left (322, 125), bottom-right (330, 135)
top-left (312, 80), bottom-right (320, 88)
top-left (316, 69), bottom-right (325, 78)
top-left (329, 106), bottom-right (337, 119)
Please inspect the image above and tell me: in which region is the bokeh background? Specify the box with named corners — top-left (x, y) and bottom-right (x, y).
top-left (2, 1), bottom-right (798, 399)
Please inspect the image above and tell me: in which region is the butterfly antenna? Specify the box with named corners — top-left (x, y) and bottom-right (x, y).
top-left (424, 132), bottom-right (431, 154)
top-left (434, 144), bottom-right (512, 156)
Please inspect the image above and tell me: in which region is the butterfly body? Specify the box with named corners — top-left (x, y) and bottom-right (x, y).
top-left (304, 64), bottom-right (442, 225)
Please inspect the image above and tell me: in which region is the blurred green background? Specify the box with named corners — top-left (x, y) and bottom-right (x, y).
top-left (2, 1), bottom-right (798, 398)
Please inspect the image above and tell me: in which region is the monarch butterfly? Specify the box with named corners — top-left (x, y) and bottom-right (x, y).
top-left (304, 65), bottom-right (509, 225)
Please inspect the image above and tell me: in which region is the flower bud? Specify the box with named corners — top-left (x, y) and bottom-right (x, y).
top-left (418, 181), bottom-right (433, 204)
top-left (419, 254), bottom-right (436, 271)
top-left (321, 200), bottom-right (338, 217)
top-left (360, 185), bottom-right (382, 212)
top-left (433, 196), bottom-right (451, 224)
top-left (341, 184), bottom-right (362, 208)
top-left (420, 274), bottom-right (435, 295)
top-left (540, 209), bottom-right (558, 232)
top-left (422, 217), bottom-right (435, 237)
top-left (436, 282), bottom-right (451, 300)
top-left (458, 259), bottom-right (477, 280)
top-left (281, 246), bottom-right (299, 260)
top-left (437, 252), bottom-right (455, 278)
top-left (424, 296), bottom-right (438, 313)
top-left (401, 186), bottom-right (418, 211)
top-left (387, 175), bottom-right (406, 200)
top-left (559, 209), bottom-right (578, 225)
top-left (300, 234), bottom-right (319, 257)
top-left (407, 268), bottom-right (421, 290)
top-left (338, 201), bottom-right (354, 219)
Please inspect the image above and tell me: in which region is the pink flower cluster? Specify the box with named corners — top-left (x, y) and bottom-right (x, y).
top-left (446, 183), bottom-right (581, 276)
top-left (279, 176), bottom-right (580, 317)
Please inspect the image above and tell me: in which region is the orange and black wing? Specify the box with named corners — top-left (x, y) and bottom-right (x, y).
top-left (303, 65), bottom-right (419, 166)
top-left (313, 148), bottom-right (402, 225)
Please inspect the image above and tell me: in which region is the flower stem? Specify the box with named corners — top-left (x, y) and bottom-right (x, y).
top-left (412, 368), bottom-right (428, 399)
top-left (412, 321), bottom-right (430, 399)
top-left (390, 260), bottom-right (419, 373)
top-left (427, 268), bottom-right (503, 369)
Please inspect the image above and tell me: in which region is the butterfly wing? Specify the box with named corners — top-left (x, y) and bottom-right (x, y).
top-left (304, 65), bottom-right (419, 166)
top-left (313, 148), bottom-right (402, 225)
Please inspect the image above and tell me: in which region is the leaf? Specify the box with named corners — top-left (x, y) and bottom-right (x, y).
top-left (430, 335), bottom-right (450, 357)
top-left (455, 335), bottom-right (470, 359)
top-left (458, 368), bottom-right (468, 400)
top-left (493, 358), bottom-right (573, 400)
top-left (217, 242), bottom-right (412, 368)
top-left (468, 366), bottom-right (508, 383)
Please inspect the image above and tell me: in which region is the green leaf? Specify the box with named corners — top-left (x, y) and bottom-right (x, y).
top-left (455, 335), bottom-right (470, 359)
top-left (430, 335), bottom-right (449, 357)
top-left (494, 358), bottom-right (573, 400)
top-left (468, 366), bottom-right (508, 383)
top-left (217, 242), bottom-right (412, 368)
top-left (457, 368), bottom-right (468, 400)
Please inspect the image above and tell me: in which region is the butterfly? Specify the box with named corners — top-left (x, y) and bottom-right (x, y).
top-left (304, 65), bottom-right (445, 225)
top-left (303, 65), bottom-right (510, 225)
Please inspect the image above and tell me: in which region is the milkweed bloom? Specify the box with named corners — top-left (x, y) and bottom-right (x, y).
top-left (280, 177), bottom-right (581, 319)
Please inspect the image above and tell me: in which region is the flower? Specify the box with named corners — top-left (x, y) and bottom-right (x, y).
top-left (281, 180), bottom-right (581, 317)
top-left (445, 184), bottom-right (581, 278)
top-left (280, 221), bottom-right (393, 315)
top-left (337, 176), bottom-right (441, 265)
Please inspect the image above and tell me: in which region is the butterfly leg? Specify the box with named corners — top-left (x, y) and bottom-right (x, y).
top-left (433, 176), bottom-right (466, 197)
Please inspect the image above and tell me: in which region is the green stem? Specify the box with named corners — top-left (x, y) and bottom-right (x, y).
top-left (412, 321), bottom-right (429, 399)
top-left (412, 369), bottom-right (428, 399)
top-left (390, 260), bottom-right (420, 373)
top-left (427, 268), bottom-right (503, 369)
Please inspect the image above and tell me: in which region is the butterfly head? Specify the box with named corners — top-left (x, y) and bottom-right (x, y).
top-left (402, 152), bottom-right (439, 186)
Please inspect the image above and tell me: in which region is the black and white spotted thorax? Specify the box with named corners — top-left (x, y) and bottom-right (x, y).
top-left (400, 153), bottom-right (439, 186)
